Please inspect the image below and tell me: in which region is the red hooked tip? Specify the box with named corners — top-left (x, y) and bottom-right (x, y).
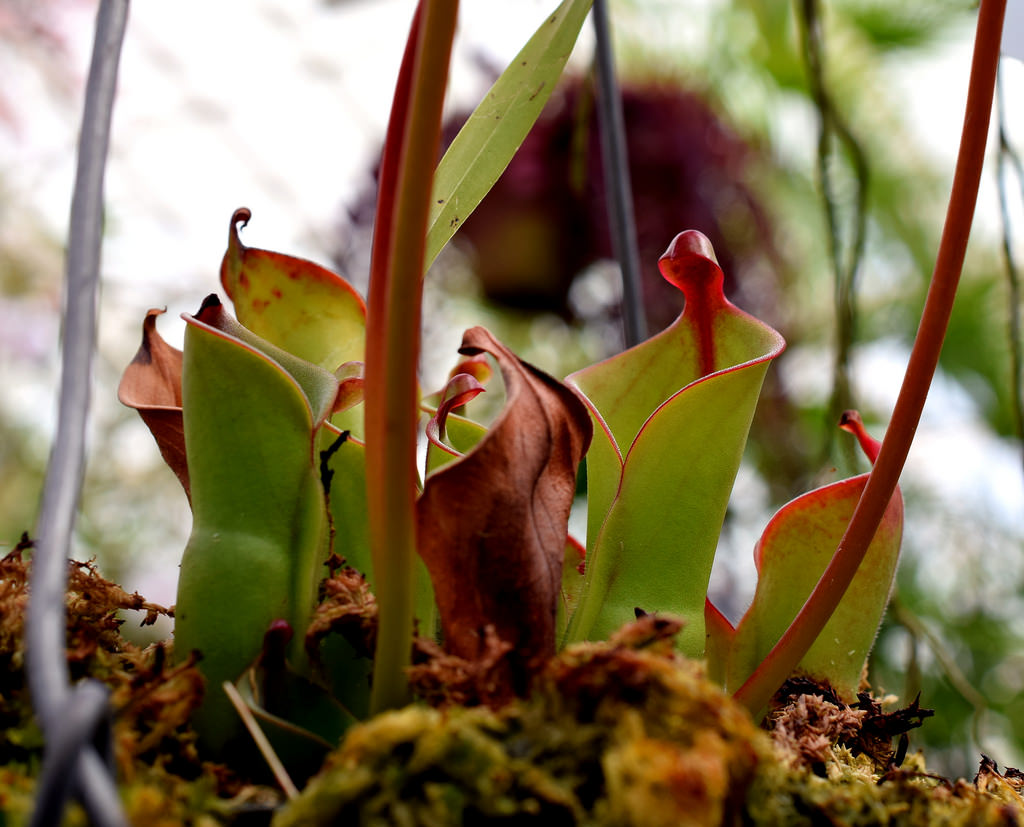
top-left (838, 409), bottom-right (862, 430)
top-left (231, 207), bottom-right (252, 232)
top-left (448, 352), bottom-right (493, 386)
top-left (186, 294), bottom-right (226, 329)
top-left (839, 409), bottom-right (881, 464)
top-left (227, 208), bottom-right (251, 261)
top-left (197, 293), bottom-right (222, 314)
top-left (657, 230), bottom-right (724, 297)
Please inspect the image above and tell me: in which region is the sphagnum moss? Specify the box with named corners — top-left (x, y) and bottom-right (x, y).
top-left (274, 617), bottom-right (765, 827)
top-left (0, 545), bottom-right (280, 825)
top-left (275, 617), bottom-right (1024, 827)
top-left (5, 551), bottom-right (1023, 826)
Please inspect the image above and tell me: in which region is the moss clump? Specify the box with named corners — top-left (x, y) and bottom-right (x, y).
top-left (275, 616), bottom-right (766, 826)
top-left (748, 748), bottom-right (1024, 826)
top-left (0, 542), bottom-right (281, 825)
top-left (5, 546), bottom-right (1024, 826)
top-left (277, 617), bottom-right (1024, 826)
top-left (748, 688), bottom-right (1024, 826)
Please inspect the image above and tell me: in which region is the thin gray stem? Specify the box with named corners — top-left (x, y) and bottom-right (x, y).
top-left (995, 61), bottom-right (1024, 472)
top-left (592, 0), bottom-right (646, 347)
top-left (26, 1), bottom-right (130, 825)
top-left (798, 0), bottom-right (869, 463)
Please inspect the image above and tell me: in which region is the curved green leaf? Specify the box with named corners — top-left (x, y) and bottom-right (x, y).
top-left (174, 296), bottom-right (338, 751)
top-left (424, 0), bottom-right (593, 268)
top-left (220, 207), bottom-right (366, 375)
top-left (424, 410), bottom-right (488, 474)
top-left (421, 353), bottom-right (494, 474)
top-left (317, 425), bottom-right (436, 645)
top-left (564, 232), bottom-right (785, 655)
top-left (703, 598), bottom-right (735, 687)
top-left (722, 413), bottom-right (903, 699)
top-left (319, 427), bottom-right (370, 578)
top-left (424, 373), bottom-right (488, 473)
top-left (557, 535), bottom-right (587, 642)
top-left (232, 621), bottom-right (357, 783)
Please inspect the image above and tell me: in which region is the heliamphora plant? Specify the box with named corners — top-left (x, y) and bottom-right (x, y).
top-left (118, 0), bottom-right (1002, 776)
top-left (120, 214), bottom-right (898, 754)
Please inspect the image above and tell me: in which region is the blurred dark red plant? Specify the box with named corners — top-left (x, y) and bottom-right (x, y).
top-left (341, 77), bottom-right (786, 334)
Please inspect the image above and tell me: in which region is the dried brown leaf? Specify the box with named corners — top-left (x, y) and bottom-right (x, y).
top-left (118, 309), bottom-right (189, 500)
top-left (416, 326), bottom-right (592, 699)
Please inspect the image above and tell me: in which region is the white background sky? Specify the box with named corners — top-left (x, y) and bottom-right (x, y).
top-left (6, 0), bottom-right (1021, 299)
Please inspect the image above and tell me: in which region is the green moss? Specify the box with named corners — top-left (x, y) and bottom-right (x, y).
top-left (4, 549), bottom-right (1023, 826)
top-left (0, 548), bottom-right (280, 825)
top-left (748, 687), bottom-right (1024, 826)
top-left (275, 631), bottom-right (766, 826)
top-left (276, 627), bottom-right (1024, 827)
top-left (748, 748), bottom-right (1024, 826)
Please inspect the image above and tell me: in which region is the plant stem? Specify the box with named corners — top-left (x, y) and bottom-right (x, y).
top-left (797, 0), bottom-right (869, 467)
top-left (366, 0), bottom-right (458, 715)
top-left (995, 62), bottom-right (1024, 473)
top-left (592, 0), bottom-right (646, 347)
top-left (734, 0), bottom-right (1007, 715)
top-left (26, 2), bottom-right (130, 825)
top-left (889, 598), bottom-right (992, 758)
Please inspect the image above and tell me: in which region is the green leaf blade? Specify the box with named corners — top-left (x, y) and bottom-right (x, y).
top-left (569, 364), bottom-right (774, 655)
top-left (175, 299), bottom-right (335, 751)
top-left (424, 0), bottom-right (593, 267)
top-left (221, 208), bottom-right (366, 374)
top-left (724, 440), bottom-right (904, 699)
top-left (565, 232), bottom-right (784, 655)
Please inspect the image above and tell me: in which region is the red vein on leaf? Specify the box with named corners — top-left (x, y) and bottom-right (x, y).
top-left (658, 231), bottom-right (725, 378)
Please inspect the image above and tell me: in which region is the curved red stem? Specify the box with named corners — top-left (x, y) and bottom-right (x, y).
top-left (734, 0), bottom-right (1007, 714)
top-left (365, 0), bottom-right (459, 715)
